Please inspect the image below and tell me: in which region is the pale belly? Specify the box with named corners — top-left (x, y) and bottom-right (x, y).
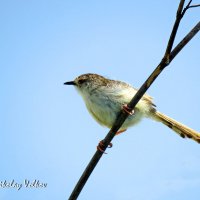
top-left (85, 97), bottom-right (145, 130)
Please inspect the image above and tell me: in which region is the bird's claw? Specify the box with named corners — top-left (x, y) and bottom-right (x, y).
top-left (122, 104), bottom-right (134, 115)
top-left (97, 140), bottom-right (113, 154)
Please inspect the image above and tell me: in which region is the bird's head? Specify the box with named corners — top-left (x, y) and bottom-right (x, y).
top-left (64, 73), bottom-right (108, 95)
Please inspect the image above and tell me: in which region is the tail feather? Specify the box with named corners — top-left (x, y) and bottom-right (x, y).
top-left (153, 111), bottom-right (200, 143)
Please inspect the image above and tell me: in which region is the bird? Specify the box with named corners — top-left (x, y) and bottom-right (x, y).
top-left (64, 73), bottom-right (200, 151)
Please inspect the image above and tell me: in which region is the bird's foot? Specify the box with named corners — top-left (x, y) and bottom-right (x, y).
top-left (116, 129), bottom-right (127, 135)
top-left (97, 140), bottom-right (113, 154)
top-left (122, 104), bottom-right (134, 115)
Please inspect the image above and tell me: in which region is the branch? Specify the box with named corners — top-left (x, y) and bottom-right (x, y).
top-left (170, 21), bottom-right (200, 62)
top-left (188, 4), bottom-right (200, 8)
top-left (182, 0), bottom-right (200, 16)
top-left (68, 1), bottom-right (200, 199)
top-left (164, 0), bottom-right (185, 61)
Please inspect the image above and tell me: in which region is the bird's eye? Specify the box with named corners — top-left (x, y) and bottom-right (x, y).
top-left (78, 79), bottom-right (86, 85)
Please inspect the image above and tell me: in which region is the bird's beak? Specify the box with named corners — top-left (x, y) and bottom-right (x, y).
top-left (64, 81), bottom-right (76, 86)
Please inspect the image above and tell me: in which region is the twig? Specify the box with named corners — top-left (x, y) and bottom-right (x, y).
top-left (188, 4), bottom-right (200, 8)
top-left (68, 1), bottom-right (200, 199)
top-left (182, 1), bottom-right (200, 16)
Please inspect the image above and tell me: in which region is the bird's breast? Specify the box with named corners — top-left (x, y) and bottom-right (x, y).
top-left (78, 85), bottom-right (152, 130)
top-left (84, 93), bottom-right (119, 128)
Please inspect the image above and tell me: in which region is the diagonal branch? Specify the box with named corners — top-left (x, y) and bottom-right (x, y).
top-left (170, 21), bottom-right (200, 62)
top-left (164, 0), bottom-right (185, 61)
top-left (68, 1), bottom-right (200, 199)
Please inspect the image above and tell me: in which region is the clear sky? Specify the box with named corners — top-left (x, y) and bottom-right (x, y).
top-left (1, 0), bottom-right (200, 199)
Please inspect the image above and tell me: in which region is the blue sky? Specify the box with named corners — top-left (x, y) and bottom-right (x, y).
top-left (0, 0), bottom-right (200, 199)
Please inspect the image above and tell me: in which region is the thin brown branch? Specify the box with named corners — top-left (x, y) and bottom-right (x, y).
top-left (186, 0), bottom-right (192, 8)
top-left (188, 4), bottom-right (200, 8)
top-left (181, 0), bottom-right (191, 17)
top-left (170, 21), bottom-right (200, 62)
top-left (182, 1), bottom-right (200, 16)
top-left (68, 1), bottom-right (200, 199)
top-left (164, 0), bottom-right (185, 62)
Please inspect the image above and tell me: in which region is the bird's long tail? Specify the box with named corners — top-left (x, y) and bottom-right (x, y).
top-left (152, 111), bottom-right (200, 143)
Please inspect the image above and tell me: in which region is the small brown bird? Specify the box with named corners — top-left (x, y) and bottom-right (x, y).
top-left (64, 73), bottom-right (200, 145)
